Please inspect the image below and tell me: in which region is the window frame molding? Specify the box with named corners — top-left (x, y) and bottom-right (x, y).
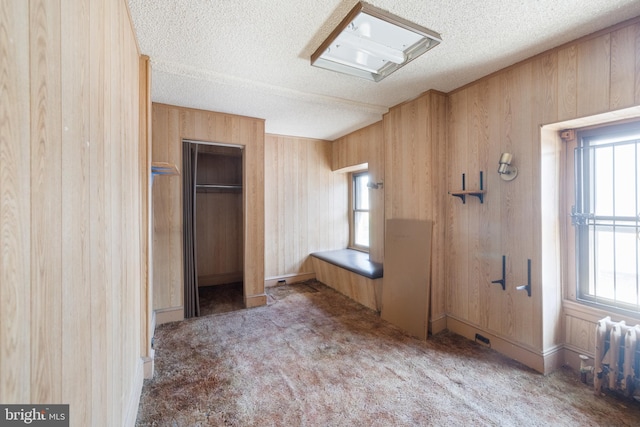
top-left (562, 118), bottom-right (640, 318)
top-left (539, 106), bottom-right (640, 326)
top-left (349, 170), bottom-right (370, 252)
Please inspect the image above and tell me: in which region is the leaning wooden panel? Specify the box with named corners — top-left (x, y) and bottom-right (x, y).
top-left (381, 219), bottom-right (432, 340)
top-left (0, 0), bottom-right (31, 404)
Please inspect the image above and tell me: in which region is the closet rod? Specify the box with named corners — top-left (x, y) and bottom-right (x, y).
top-left (196, 184), bottom-right (242, 189)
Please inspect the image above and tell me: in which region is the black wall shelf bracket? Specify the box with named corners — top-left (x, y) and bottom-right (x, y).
top-left (516, 259), bottom-right (532, 297)
top-left (491, 255), bottom-right (506, 290)
top-left (449, 171), bottom-right (486, 204)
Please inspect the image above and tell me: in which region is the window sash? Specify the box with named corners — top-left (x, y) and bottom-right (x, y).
top-left (574, 122), bottom-right (640, 315)
top-left (352, 172), bottom-right (370, 250)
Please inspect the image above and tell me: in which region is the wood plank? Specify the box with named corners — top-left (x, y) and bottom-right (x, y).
top-left (108, 0), bottom-right (124, 421)
top-left (501, 63), bottom-right (536, 348)
top-left (139, 55), bottom-right (153, 363)
top-left (429, 93), bottom-right (448, 325)
top-left (565, 315), bottom-right (596, 354)
top-left (482, 75), bottom-right (505, 336)
top-left (533, 54), bottom-right (562, 351)
top-left (445, 89), bottom-right (469, 321)
top-left (466, 83), bottom-right (482, 326)
top-left (312, 258), bottom-right (381, 311)
top-left (61, 0), bottom-right (91, 422)
top-left (577, 34), bottom-right (611, 117)
top-left (89, 0), bottom-right (108, 423)
top-left (557, 46), bottom-right (577, 121)
top-left (0, 0), bottom-right (31, 404)
top-left (610, 24), bottom-right (639, 110)
top-left (30, 0), bottom-right (62, 403)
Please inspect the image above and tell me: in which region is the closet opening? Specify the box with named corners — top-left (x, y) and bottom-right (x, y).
top-left (183, 140), bottom-right (245, 318)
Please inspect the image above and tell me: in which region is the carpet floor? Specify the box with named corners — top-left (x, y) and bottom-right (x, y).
top-left (136, 280), bottom-right (640, 426)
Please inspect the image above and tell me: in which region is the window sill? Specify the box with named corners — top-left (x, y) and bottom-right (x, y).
top-left (563, 299), bottom-right (640, 324)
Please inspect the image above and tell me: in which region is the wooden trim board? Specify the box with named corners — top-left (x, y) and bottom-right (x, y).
top-left (446, 316), bottom-right (564, 374)
top-left (155, 306), bottom-right (184, 325)
top-left (264, 272), bottom-right (316, 288)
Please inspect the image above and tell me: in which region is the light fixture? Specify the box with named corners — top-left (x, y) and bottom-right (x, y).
top-left (497, 153), bottom-right (518, 181)
top-left (310, 2), bottom-right (441, 82)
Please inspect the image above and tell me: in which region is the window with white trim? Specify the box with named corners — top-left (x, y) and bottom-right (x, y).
top-left (351, 171), bottom-right (370, 250)
top-left (572, 121), bottom-right (640, 315)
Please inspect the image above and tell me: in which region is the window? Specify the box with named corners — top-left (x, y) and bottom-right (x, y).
top-left (572, 121), bottom-right (640, 315)
top-left (351, 172), bottom-right (370, 250)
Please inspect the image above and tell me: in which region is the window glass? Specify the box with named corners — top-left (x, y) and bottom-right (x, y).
top-left (574, 122), bottom-right (640, 314)
top-left (353, 172), bottom-right (370, 249)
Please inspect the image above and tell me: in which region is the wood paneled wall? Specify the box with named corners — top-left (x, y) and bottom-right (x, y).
top-left (384, 91), bottom-right (448, 332)
top-left (331, 122), bottom-right (385, 263)
top-left (152, 103), bottom-right (266, 310)
top-left (446, 18), bottom-right (640, 372)
top-left (265, 134), bottom-right (348, 279)
top-left (1, 1), bottom-right (146, 425)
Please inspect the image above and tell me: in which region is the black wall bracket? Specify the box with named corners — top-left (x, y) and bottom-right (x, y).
top-left (516, 259), bottom-right (532, 297)
top-left (491, 255), bottom-right (506, 291)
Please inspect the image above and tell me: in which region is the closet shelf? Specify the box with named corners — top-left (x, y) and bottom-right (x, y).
top-left (151, 162), bottom-right (180, 176)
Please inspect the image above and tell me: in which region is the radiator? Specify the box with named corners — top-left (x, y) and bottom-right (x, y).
top-left (594, 316), bottom-right (640, 397)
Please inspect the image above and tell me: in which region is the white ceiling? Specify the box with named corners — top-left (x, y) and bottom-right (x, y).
top-left (128, 0), bottom-right (640, 141)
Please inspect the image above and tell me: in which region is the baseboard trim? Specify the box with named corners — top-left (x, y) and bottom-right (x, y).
top-left (155, 306), bottom-right (183, 325)
top-left (264, 272), bottom-right (316, 287)
top-left (143, 348), bottom-right (155, 379)
top-left (429, 315), bottom-right (447, 335)
top-left (198, 271), bottom-right (243, 287)
top-left (125, 357), bottom-right (145, 427)
top-left (150, 310), bottom-right (156, 339)
top-left (245, 293), bottom-right (267, 308)
top-left (447, 316), bottom-right (556, 374)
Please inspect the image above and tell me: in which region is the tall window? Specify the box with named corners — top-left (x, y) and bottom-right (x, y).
top-left (573, 121), bottom-right (640, 315)
top-left (352, 172), bottom-right (370, 250)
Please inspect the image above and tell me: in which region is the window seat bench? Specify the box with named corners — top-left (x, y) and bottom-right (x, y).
top-left (310, 249), bottom-right (383, 311)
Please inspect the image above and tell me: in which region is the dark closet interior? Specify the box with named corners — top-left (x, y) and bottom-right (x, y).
top-left (184, 141), bottom-right (245, 317)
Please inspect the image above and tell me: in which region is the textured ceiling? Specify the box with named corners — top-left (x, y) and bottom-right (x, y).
top-left (128, 0), bottom-right (640, 140)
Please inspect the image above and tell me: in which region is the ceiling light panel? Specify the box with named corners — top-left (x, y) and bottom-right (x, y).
top-left (311, 2), bottom-right (441, 82)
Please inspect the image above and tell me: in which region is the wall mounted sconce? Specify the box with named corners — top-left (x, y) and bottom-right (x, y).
top-left (367, 181), bottom-right (384, 189)
top-left (497, 152), bottom-right (518, 181)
